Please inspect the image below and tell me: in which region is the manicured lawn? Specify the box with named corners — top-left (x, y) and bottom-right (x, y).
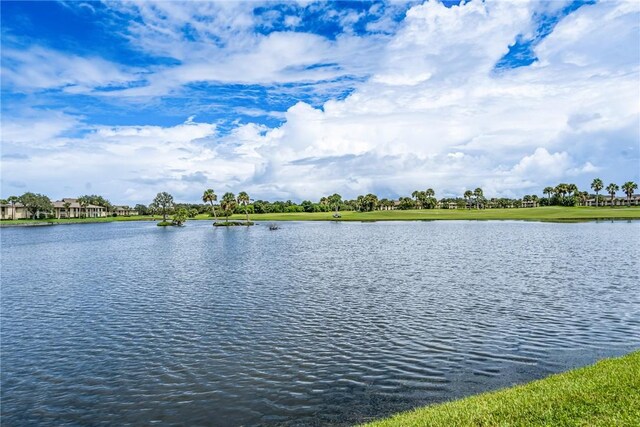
top-left (232, 206), bottom-right (640, 222)
top-left (363, 351), bottom-right (640, 427)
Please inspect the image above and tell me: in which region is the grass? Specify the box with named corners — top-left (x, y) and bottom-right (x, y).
top-left (224, 206), bottom-right (640, 222)
top-left (1, 207), bottom-right (639, 227)
top-left (362, 351), bottom-right (640, 427)
top-left (0, 216), bottom-right (157, 226)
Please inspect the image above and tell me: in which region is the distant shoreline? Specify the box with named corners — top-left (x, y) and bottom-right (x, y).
top-left (1, 206), bottom-right (640, 227)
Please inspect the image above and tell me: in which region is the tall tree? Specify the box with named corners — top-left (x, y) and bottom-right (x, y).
top-left (134, 204), bottom-right (148, 215)
top-left (411, 190), bottom-right (421, 208)
top-left (328, 193), bottom-right (342, 215)
top-left (543, 186), bottom-right (554, 205)
top-left (606, 183), bottom-right (619, 206)
top-left (19, 192), bottom-right (53, 219)
top-left (153, 192), bottom-right (174, 222)
top-left (7, 195), bottom-right (19, 220)
top-left (237, 191), bottom-right (251, 222)
top-left (202, 189), bottom-right (218, 221)
top-left (77, 196), bottom-right (90, 218)
top-left (555, 183), bottom-right (568, 200)
top-left (621, 181), bottom-right (638, 206)
top-left (473, 188), bottom-right (483, 209)
top-left (463, 190), bottom-right (473, 209)
top-left (591, 178), bottom-right (603, 207)
top-left (63, 201), bottom-right (71, 219)
top-left (220, 192), bottom-right (236, 223)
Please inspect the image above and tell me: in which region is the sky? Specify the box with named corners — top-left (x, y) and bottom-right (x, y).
top-left (1, 0), bottom-right (639, 204)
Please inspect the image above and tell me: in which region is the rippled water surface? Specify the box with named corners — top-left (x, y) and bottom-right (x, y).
top-left (2, 220), bottom-right (639, 426)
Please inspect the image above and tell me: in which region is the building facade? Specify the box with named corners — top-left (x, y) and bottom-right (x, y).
top-left (114, 206), bottom-right (139, 216)
top-left (0, 203), bottom-right (29, 220)
top-left (52, 199), bottom-right (107, 219)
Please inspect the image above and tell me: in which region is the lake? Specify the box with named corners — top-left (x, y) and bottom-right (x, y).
top-left (1, 220), bottom-right (639, 426)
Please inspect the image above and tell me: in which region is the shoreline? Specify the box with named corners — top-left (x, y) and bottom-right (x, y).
top-left (362, 351), bottom-right (640, 426)
top-left (2, 207), bottom-right (640, 227)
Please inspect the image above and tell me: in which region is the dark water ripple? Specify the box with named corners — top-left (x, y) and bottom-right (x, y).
top-left (1, 220), bottom-right (639, 426)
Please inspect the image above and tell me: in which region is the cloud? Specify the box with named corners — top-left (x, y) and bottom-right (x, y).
top-left (1, 46), bottom-right (137, 93)
top-left (1, 0), bottom-right (638, 203)
top-left (510, 148), bottom-right (571, 180)
top-left (181, 171), bottom-right (208, 183)
top-left (1, 110), bottom-right (82, 145)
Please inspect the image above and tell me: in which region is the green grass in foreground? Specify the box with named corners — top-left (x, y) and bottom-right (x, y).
top-left (363, 351), bottom-right (640, 427)
top-left (231, 206), bottom-right (640, 222)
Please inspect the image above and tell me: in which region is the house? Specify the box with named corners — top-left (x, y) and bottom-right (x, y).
top-left (52, 198), bottom-right (107, 219)
top-left (114, 206), bottom-right (138, 216)
top-left (0, 203), bottom-right (29, 220)
top-left (437, 201), bottom-right (458, 209)
top-left (585, 194), bottom-right (640, 207)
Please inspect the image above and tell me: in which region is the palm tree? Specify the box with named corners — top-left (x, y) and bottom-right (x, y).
top-left (202, 189), bottom-right (218, 222)
top-left (412, 190), bottom-right (421, 208)
top-left (7, 195), bottom-right (19, 220)
top-left (425, 188), bottom-right (435, 199)
top-left (63, 201), bottom-right (71, 219)
top-left (77, 196), bottom-right (90, 218)
top-left (579, 191), bottom-right (589, 206)
top-left (220, 192), bottom-right (236, 223)
top-left (473, 188), bottom-right (483, 209)
top-left (463, 190), bottom-right (473, 209)
top-left (237, 191), bottom-right (251, 222)
top-left (531, 195), bottom-right (539, 208)
top-left (606, 183), bottom-right (619, 206)
top-left (543, 186), bottom-right (554, 205)
top-left (567, 184), bottom-right (578, 198)
top-left (591, 178), bottom-right (603, 207)
top-left (621, 181), bottom-right (638, 206)
top-left (555, 183), bottom-right (568, 200)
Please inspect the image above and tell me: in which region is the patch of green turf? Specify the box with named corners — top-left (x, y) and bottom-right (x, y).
top-left (229, 206), bottom-right (640, 222)
top-left (362, 351), bottom-right (640, 427)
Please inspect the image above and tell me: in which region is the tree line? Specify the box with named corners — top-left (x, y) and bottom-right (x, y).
top-left (1, 178), bottom-right (637, 220)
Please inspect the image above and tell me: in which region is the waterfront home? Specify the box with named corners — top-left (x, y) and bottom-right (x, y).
top-left (114, 206), bottom-right (139, 216)
top-left (437, 201), bottom-right (459, 209)
top-left (0, 203), bottom-right (28, 220)
top-left (585, 194), bottom-right (640, 206)
top-left (52, 198), bottom-right (107, 219)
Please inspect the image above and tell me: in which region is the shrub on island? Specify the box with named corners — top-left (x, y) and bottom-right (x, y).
top-left (213, 221), bottom-right (255, 227)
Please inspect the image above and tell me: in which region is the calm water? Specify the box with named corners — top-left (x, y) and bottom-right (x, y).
top-left (1, 220), bottom-right (639, 426)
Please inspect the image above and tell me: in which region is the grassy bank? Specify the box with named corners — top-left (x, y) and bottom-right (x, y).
top-left (229, 206), bottom-right (640, 222)
top-left (1, 207), bottom-right (639, 227)
top-left (363, 351), bottom-right (640, 427)
top-left (0, 216), bottom-right (157, 226)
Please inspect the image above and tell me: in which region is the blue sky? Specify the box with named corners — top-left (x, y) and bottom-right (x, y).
top-left (1, 0), bottom-right (638, 203)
